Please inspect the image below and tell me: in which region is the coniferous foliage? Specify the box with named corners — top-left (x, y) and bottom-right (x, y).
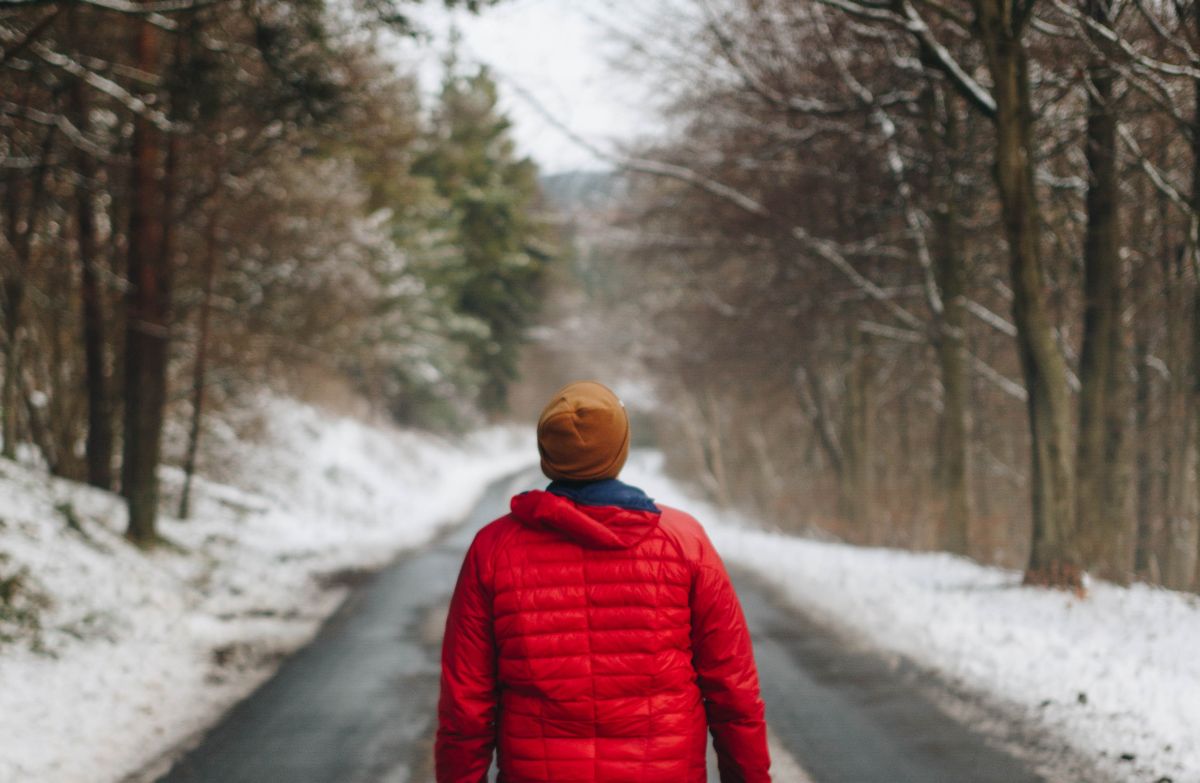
top-left (413, 61), bottom-right (551, 415)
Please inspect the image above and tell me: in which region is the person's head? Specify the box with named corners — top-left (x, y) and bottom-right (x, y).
top-left (537, 380), bottom-right (629, 482)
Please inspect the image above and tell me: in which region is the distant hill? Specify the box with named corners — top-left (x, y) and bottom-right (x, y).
top-left (539, 169), bottom-right (627, 214)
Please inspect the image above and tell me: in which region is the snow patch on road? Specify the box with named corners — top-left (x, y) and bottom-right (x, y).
top-left (0, 396), bottom-right (532, 783)
top-left (624, 451), bottom-right (1200, 783)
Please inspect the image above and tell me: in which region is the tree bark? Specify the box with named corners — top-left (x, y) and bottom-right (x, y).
top-left (1161, 251), bottom-right (1194, 588)
top-left (1193, 260), bottom-right (1200, 592)
top-left (1132, 277), bottom-right (1160, 580)
top-left (71, 11), bottom-right (115, 491)
top-left (123, 18), bottom-right (170, 546)
top-left (3, 179), bottom-right (26, 460)
top-left (702, 389), bottom-right (732, 508)
top-left (973, 0), bottom-right (1081, 587)
top-left (1075, 0), bottom-right (1132, 581)
top-left (1191, 37), bottom-right (1200, 592)
top-left (2, 130), bottom-right (54, 460)
top-left (1, 266), bottom-right (23, 460)
top-left (841, 330), bottom-right (876, 535)
top-left (928, 91), bottom-right (972, 556)
top-left (179, 203), bottom-right (219, 520)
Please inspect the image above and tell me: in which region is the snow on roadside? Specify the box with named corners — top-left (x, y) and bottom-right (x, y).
top-left (623, 451), bottom-right (1200, 783)
top-left (0, 396), bottom-right (533, 783)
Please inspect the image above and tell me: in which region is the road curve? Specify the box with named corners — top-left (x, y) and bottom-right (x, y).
top-left (157, 468), bottom-right (1042, 783)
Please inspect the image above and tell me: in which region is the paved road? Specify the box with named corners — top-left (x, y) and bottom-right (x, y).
top-left (158, 469), bottom-right (1044, 783)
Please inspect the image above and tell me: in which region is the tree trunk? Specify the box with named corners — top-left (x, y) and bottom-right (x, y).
top-left (2, 131), bottom-right (53, 460)
top-left (702, 389), bottom-right (732, 508)
top-left (1132, 290), bottom-right (1160, 580)
top-left (1, 274), bottom-right (22, 460)
top-left (123, 18), bottom-right (170, 546)
top-left (1191, 46), bottom-right (1200, 592)
top-left (929, 94), bottom-right (972, 556)
top-left (3, 180), bottom-right (25, 460)
top-left (841, 330), bottom-right (876, 536)
top-left (974, 4), bottom-right (1080, 587)
top-left (1193, 263), bottom-right (1200, 592)
top-left (71, 13), bottom-right (115, 491)
top-left (179, 204), bottom-right (219, 520)
top-left (1075, 2), bottom-right (1132, 581)
top-left (676, 386), bottom-right (726, 504)
top-left (1161, 252), bottom-right (1195, 588)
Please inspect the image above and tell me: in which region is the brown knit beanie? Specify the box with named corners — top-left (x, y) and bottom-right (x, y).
top-left (537, 381), bottom-right (630, 481)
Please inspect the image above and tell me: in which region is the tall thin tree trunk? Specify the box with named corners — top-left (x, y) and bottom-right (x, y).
top-left (1076, 1), bottom-right (1131, 581)
top-left (929, 92), bottom-right (972, 555)
top-left (841, 330), bottom-right (876, 536)
top-left (1, 279), bottom-right (22, 460)
top-left (1191, 268), bottom-right (1199, 591)
top-left (123, 18), bottom-right (170, 546)
top-left (1133, 320), bottom-right (1157, 579)
top-left (974, 5), bottom-right (1080, 587)
top-left (3, 183), bottom-right (25, 460)
top-left (795, 363), bottom-right (847, 525)
top-left (1162, 253), bottom-right (1195, 588)
top-left (72, 11), bottom-right (115, 490)
top-left (702, 389), bottom-right (732, 508)
top-left (2, 131), bottom-right (53, 460)
top-left (1190, 41), bottom-right (1200, 592)
top-left (179, 204), bottom-right (219, 520)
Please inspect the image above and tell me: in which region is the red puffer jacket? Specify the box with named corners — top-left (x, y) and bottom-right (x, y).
top-left (436, 484), bottom-right (771, 783)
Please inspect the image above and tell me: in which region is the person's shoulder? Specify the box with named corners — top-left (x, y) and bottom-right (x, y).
top-left (656, 504), bottom-right (714, 561)
top-left (657, 503), bottom-right (703, 533)
top-left (472, 513), bottom-right (522, 550)
top-left (464, 514), bottom-right (523, 580)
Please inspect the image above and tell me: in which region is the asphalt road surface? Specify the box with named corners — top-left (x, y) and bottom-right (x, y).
top-left (158, 469), bottom-right (1045, 783)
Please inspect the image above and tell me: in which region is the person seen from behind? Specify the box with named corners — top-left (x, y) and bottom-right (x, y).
top-left (436, 380), bottom-right (772, 782)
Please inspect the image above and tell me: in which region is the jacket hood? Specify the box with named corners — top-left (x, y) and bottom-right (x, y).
top-left (510, 483), bottom-right (661, 550)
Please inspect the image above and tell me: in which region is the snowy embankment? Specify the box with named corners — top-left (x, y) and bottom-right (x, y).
top-left (624, 452), bottom-right (1200, 783)
top-left (0, 397), bottom-right (531, 783)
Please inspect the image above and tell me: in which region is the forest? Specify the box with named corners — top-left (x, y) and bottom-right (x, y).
top-left (1, 0), bottom-right (1199, 597)
top-left (0, 0), bottom-right (550, 545)
top-left (559, 0), bottom-right (1200, 592)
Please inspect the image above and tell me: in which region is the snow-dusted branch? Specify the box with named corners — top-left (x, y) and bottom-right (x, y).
top-left (0, 0), bottom-right (217, 12)
top-left (970, 355), bottom-right (1029, 401)
top-left (701, 0), bottom-right (919, 117)
top-left (899, 0), bottom-right (997, 116)
top-left (0, 27), bottom-right (175, 130)
top-left (0, 100), bottom-right (109, 158)
top-left (1051, 0), bottom-right (1200, 78)
top-left (858, 320), bottom-right (927, 343)
top-left (817, 0), bottom-right (998, 116)
top-left (965, 299), bottom-right (1018, 337)
top-left (1116, 119), bottom-right (1192, 212)
top-left (1129, 0), bottom-right (1199, 61)
top-left (0, 8), bottom-right (58, 66)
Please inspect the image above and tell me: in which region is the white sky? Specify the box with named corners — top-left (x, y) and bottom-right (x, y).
top-left (391, 0), bottom-right (665, 173)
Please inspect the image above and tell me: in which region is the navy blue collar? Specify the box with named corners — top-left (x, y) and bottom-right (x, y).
top-left (546, 478), bottom-right (661, 513)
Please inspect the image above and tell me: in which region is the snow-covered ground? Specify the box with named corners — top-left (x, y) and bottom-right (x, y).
top-left (0, 396), bottom-right (532, 783)
top-left (623, 452), bottom-right (1200, 783)
top-left (5, 412), bottom-right (1196, 783)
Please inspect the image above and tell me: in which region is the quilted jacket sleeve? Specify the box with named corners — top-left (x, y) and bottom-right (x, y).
top-left (435, 530), bottom-right (497, 783)
top-left (691, 530), bottom-right (772, 783)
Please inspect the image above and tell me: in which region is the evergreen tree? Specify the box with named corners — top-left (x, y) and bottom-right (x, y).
top-left (414, 58), bottom-right (551, 414)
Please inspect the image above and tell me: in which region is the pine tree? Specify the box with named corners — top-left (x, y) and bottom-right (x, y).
top-left (414, 58), bottom-right (551, 414)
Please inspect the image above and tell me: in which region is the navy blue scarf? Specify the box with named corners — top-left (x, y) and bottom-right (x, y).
top-left (546, 478), bottom-right (660, 513)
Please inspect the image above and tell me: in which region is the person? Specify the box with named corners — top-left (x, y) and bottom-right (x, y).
top-left (436, 380), bottom-right (771, 783)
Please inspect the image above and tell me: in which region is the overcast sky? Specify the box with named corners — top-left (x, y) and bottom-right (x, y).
top-left (393, 0), bottom-right (663, 174)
